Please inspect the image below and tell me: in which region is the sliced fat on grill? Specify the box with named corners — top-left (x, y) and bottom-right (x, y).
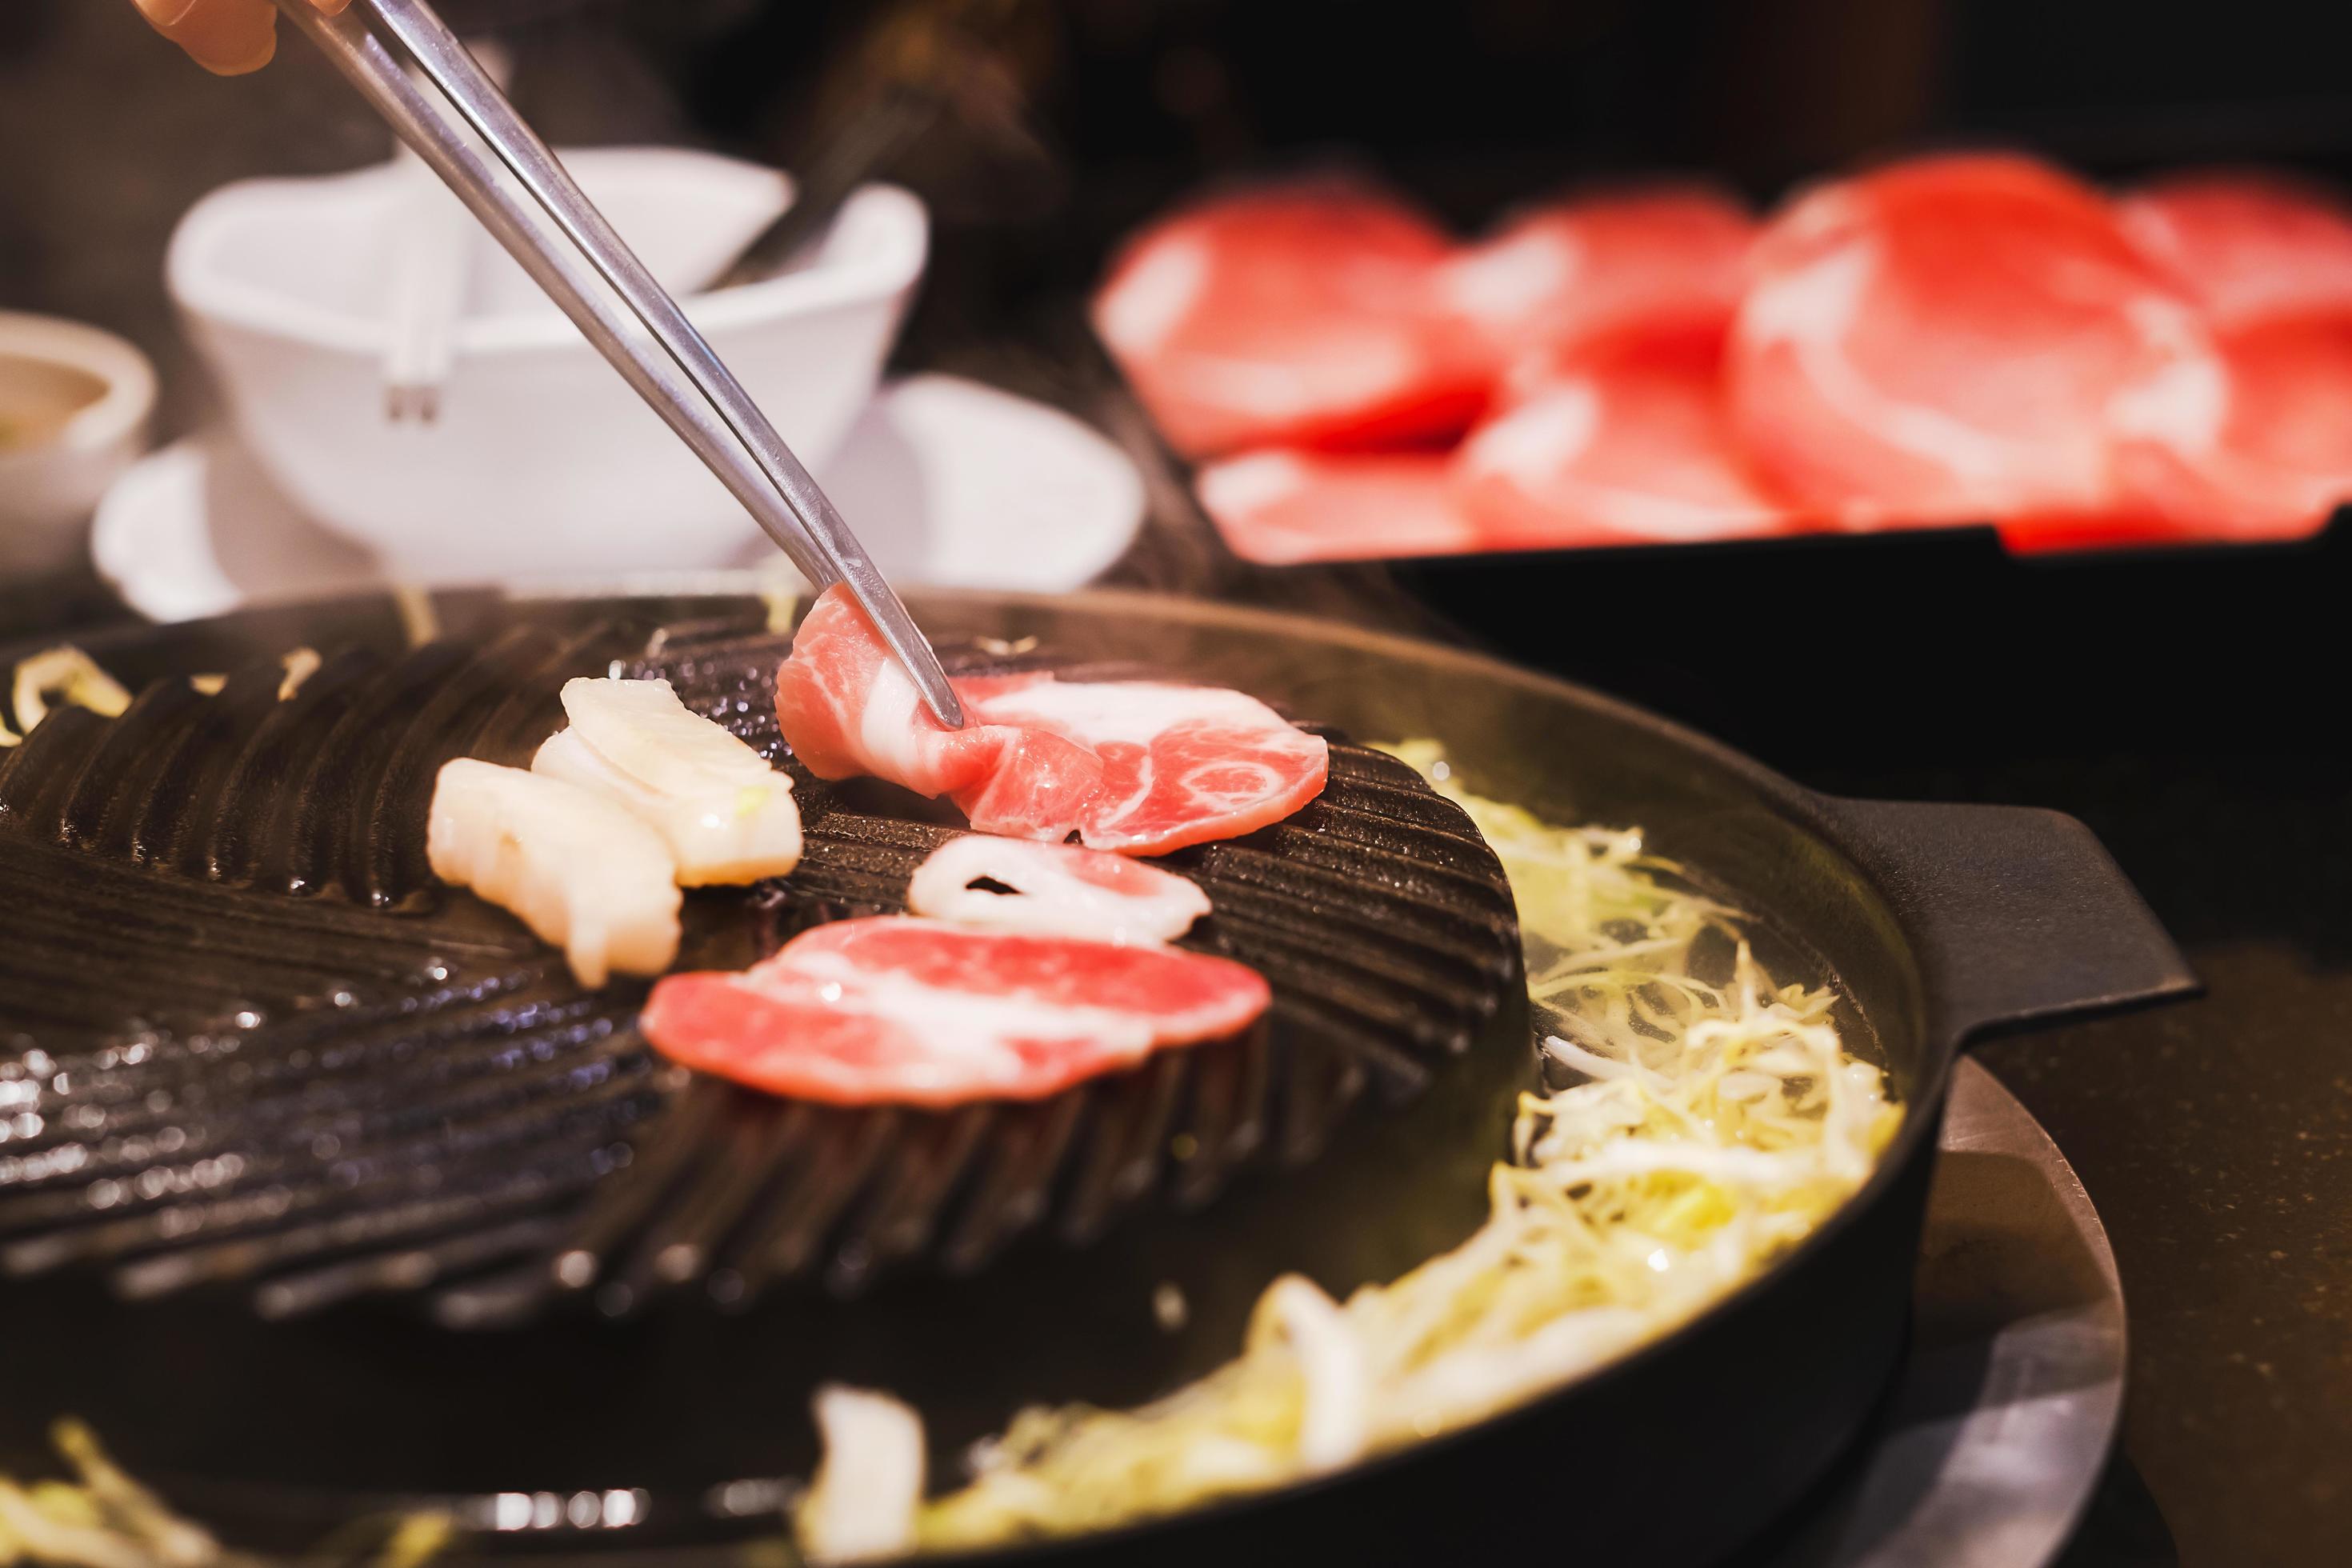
top-left (906, 834), bottom-right (1210, 942)
top-left (775, 586), bottom-right (1328, 855)
top-left (1458, 329), bottom-right (1804, 549)
top-left (1726, 153), bottom-right (2229, 531)
top-left (1092, 180), bottom-right (1488, 457)
top-left (641, 915), bottom-right (1270, 1106)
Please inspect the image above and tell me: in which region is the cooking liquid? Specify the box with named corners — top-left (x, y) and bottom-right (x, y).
top-left (0, 354), bottom-right (108, 451)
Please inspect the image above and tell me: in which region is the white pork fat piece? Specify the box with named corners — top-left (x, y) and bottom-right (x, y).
top-left (906, 834), bottom-right (1210, 942)
top-left (532, 676), bottom-right (802, 885)
top-left (426, 758), bottom-right (681, 987)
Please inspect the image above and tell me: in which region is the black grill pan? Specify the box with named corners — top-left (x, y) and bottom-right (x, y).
top-left (0, 610), bottom-right (1522, 1329)
top-left (0, 587), bottom-right (2190, 1567)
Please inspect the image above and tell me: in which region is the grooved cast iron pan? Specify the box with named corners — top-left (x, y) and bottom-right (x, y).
top-left (0, 587), bottom-right (2194, 1566)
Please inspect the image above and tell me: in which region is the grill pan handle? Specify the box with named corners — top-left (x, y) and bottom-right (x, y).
top-left (1814, 798), bottom-right (2199, 1047)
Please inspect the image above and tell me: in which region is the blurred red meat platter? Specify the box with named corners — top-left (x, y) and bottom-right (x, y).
top-left (1098, 156), bottom-right (2352, 563)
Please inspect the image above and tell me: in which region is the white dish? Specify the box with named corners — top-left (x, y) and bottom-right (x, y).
top-left (167, 149), bottom-right (926, 581)
top-left (0, 312), bottom-right (158, 576)
top-left (91, 374), bottom-right (1145, 622)
top-left (818, 374), bottom-right (1147, 591)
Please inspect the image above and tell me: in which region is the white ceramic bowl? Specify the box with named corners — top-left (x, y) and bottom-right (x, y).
top-left (167, 149), bottom-right (926, 581)
top-left (92, 374), bottom-right (1148, 622)
top-left (0, 312), bottom-right (157, 576)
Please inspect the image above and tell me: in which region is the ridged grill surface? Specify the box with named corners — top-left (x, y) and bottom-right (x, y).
top-left (0, 612), bottom-right (1518, 1326)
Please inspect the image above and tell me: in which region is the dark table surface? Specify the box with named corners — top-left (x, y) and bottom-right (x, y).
top-left (1381, 523), bottom-right (2352, 1568)
top-left (6, 6), bottom-right (2347, 1558)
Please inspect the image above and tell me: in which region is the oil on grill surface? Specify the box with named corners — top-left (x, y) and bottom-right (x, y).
top-left (0, 612), bottom-right (1518, 1326)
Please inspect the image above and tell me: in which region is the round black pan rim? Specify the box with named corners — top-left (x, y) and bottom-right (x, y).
top-left (814, 582), bottom-right (2186, 1564)
top-left (6, 582), bottom-right (2195, 1564)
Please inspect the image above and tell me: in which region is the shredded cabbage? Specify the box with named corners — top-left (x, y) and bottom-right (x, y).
top-left (2, 647), bottom-right (132, 748)
top-left (391, 586), bottom-right (439, 650)
top-left (807, 743), bottom-right (1898, 1559)
top-left (277, 648), bottom-right (322, 702)
top-left (0, 1420), bottom-right (448, 1568)
top-left (0, 1419), bottom-right (243, 1568)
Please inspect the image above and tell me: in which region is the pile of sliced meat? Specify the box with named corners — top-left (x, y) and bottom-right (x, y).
top-left (1098, 156), bottom-right (2352, 560)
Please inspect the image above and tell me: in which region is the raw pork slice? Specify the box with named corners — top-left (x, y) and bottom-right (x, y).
top-left (641, 916), bottom-right (1270, 1105)
top-left (2119, 173), bottom-right (2352, 332)
top-left (907, 834), bottom-right (1210, 942)
top-left (1457, 331), bottom-right (1803, 548)
top-left (773, 588), bottom-right (1102, 842)
top-left (775, 586), bottom-right (1329, 855)
top-left (1439, 185), bottom-right (1756, 367)
top-left (1092, 181), bottom-right (1487, 456)
top-left (954, 674), bottom-right (1328, 855)
top-left (532, 677), bottom-right (802, 885)
top-left (1726, 153), bottom-right (2227, 529)
top-left (1194, 449), bottom-right (1483, 563)
top-left (2093, 311), bottom-right (2352, 545)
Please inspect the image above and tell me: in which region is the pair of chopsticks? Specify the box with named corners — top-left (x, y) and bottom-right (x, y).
top-left (275, 0), bottom-right (963, 727)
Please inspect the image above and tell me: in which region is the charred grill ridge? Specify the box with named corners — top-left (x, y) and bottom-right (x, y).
top-left (0, 616), bottom-right (1518, 1322)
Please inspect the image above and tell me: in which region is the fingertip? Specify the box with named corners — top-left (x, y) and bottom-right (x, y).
top-left (150, 0), bottom-right (280, 75)
top-left (211, 28), bottom-right (279, 75)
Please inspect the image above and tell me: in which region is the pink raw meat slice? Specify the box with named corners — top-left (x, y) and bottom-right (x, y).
top-left (2119, 173), bottom-right (2352, 332)
top-left (1194, 449), bottom-right (1483, 563)
top-left (773, 587), bottom-right (1102, 842)
top-left (1091, 180), bottom-right (1489, 457)
top-left (958, 674), bottom-right (1328, 855)
top-left (774, 586), bottom-right (1329, 854)
top-left (1439, 185), bottom-right (1756, 366)
top-left (1726, 153), bottom-right (2227, 530)
top-left (641, 915), bottom-right (1270, 1106)
top-left (1456, 330), bottom-right (1804, 549)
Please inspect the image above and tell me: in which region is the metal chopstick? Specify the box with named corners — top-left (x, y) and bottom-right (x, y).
top-left (274, 0), bottom-right (965, 729)
top-left (280, 10), bottom-right (778, 546)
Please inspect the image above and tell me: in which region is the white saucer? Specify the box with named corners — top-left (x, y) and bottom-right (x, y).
top-left (91, 374), bottom-right (1145, 622)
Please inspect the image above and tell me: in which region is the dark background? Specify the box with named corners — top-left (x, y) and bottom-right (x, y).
top-left (12, 0), bottom-right (2352, 431)
top-left (6, 1), bottom-right (2352, 1562)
